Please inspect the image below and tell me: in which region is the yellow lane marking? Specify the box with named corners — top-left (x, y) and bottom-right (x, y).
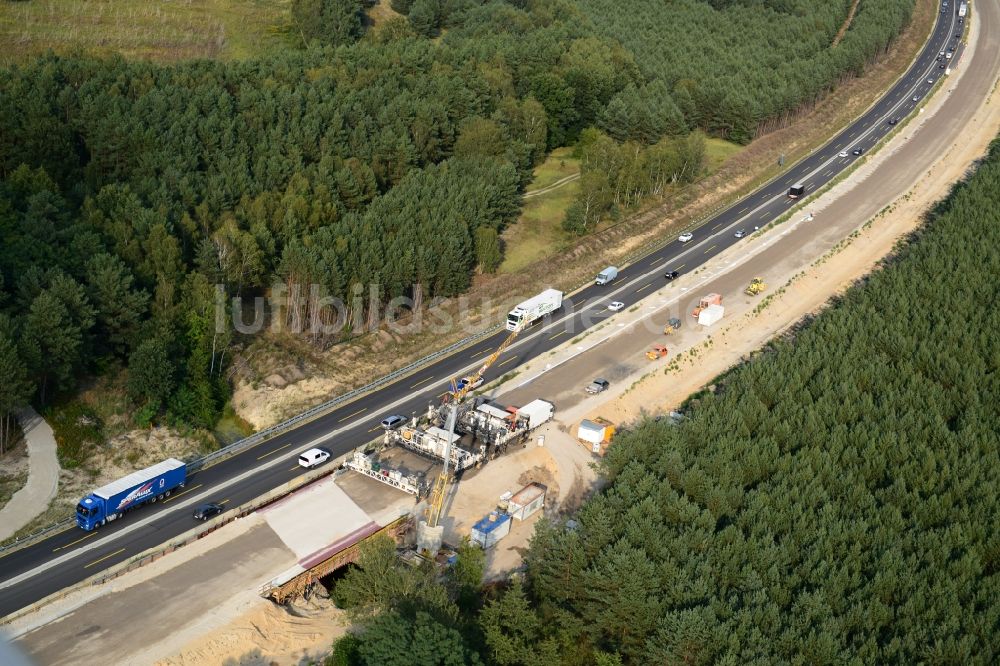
top-left (549, 330), bottom-right (568, 341)
top-left (635, 283), bottom-right (653, 293)
top-left (367, 425), bottom-right (381, 433)
top-left (257, 442), bottom-right (293, 461)
top-left (163, 484), bottom-right (203, 504)
top-left (650, 256), bottom-right (665, 266)
top-left (703, 245), bottom-right (717, 255)
top-left (409, 376), bottom-right (435, 389)
top-left (675, 264), bottom-right (686, 270)
top-left (469, 348), bottom-right (491, 359)
top-left (338, 407), bottom-right (367, 422)
top-left (498, 356), bottom-right (518, 367)
top-left (53, 532), bottom-right (98, 552)
top-left (85, 548), bottom-right (125, 569)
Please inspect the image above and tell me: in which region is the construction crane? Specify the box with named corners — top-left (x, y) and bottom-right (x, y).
top-left (424, 320), bottom-right (527, 533)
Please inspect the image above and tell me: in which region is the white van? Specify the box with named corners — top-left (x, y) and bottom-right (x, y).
top-left (298, 448), bottom-right (331, 468)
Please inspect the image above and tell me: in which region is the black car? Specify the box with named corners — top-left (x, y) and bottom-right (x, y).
top-left (888, 117), bottom-right (899, 125)
top-left (939, 63), bottom-right (946, 69)
top-left (193, 502), bottom-right (224, 521)
top-left (852, 147), bottom-right (865, 156)
top-left (733, 229), bottom-right (746, 239)
top-left (664, 270), bottom-right (680, 280)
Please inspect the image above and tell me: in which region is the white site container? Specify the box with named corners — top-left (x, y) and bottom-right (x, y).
top-left (507, 483), bottom-right (546, 521)
top-left (577, 419), bottom-right (606, 445)
top-left (698, 303), bottom-right (725, 327)
top-left (517, 399), bottom-right (554, 429)
top-left (471, 511), bottom-right (512, 548)
top-left (476, 402), bottom-right (511, 422)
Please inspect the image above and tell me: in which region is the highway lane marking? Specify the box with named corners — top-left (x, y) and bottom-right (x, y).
top-left (824, 169), bottom-right (834, 176)
top-left (409, 376), bottom-right (435, 389)
top-left (675, 264), bottom-right (685, 270)
top-left (469, 348), bottom-right (491, 359)
top-left (338, 407), bottom-right (367, 422)
top-left (221, 499), bottom-right (231, 504)
top-left (738, 206), bottom-right (749, 214)
top-left (548, 330), bottom-right (568, 341)
top-left (634, 283), bottom-right (653, 293)
top-left (85, 548), bottom-right (125, 569)
top-left (367, 425), bottom-right (381, 433)
top-left (711, 222), bottom-right (723, 231)
top-left (257, 442), bottom-right (293, 460)
top-left (703, 245), bottom-right (717, 255)
top-left (849, 131), bottom-right (856, 138)
top-left (498, 356), bottom-right (518, 367)
top-left (53, 532), bottom-right (98, 553)
top-left (649, 256), bottom-right (665, 266)
top-left (3, 17), bottom-right (960, 591)
top-left (163, 484), bottom-right (203, 503)
top-left (758, 211), bottom-right (770, 220)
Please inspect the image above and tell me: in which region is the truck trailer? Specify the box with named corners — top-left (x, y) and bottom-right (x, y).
top-left (76, 458), bottom-right (187, 530)
top-left (506, 289), bottom-right (563, 331)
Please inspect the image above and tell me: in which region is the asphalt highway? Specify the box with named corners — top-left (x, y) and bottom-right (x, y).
top-left (0, 2), bottom-right (966, 619)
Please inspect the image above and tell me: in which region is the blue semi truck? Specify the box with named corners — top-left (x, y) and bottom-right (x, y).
top-left (76, 458), bottom-right (187, 530)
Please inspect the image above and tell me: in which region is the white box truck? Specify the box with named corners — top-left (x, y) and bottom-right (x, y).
top-left (595, 266), bottom-right (618, 285)
top-left (506, 289), bottom-right (563, 331)
top-left (698, 303), bottom-right (725, 327)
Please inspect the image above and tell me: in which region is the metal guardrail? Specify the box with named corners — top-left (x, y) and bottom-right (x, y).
top-left (0, 326), bottom-right (498, 556)
top-left (189, 322), bottom-right (502, 473)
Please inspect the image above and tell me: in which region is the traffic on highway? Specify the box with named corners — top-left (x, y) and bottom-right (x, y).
top-left (0, 1), bottom-right (967, 619)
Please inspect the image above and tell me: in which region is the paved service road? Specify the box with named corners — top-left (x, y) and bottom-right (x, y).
top-left (0, 2), bottom-right (972, 619)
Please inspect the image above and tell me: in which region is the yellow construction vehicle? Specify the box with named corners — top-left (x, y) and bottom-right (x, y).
top-left (745, 277), bottom-right (766, 296)
top-left (663, 317), bottom-right (682, 335)
top-left (646, 344), bottom-right (668, 360)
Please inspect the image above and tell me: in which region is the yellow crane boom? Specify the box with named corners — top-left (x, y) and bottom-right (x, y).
top-left (426, 321), bottom-right (528, 529)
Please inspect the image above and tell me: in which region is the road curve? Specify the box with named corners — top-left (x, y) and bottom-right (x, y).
top-left (0, 1), bottom-right (979, 619)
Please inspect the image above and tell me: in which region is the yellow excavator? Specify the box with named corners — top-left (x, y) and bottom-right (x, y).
top-left (745, 277), bottom-right (766, 296)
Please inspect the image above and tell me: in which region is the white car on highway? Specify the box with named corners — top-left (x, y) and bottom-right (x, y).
top-left (298, 448), bottom-right (331, 468)
top-left (838, 150), bottom-right (849, 158)
top-left (607, 301), bottom-right (625, 312)
top-left (678, 232), bottom-right (693, 243)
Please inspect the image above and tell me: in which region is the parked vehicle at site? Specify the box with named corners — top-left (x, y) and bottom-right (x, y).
top-left (506, 289), bottom-right (564, 331)
top-left (663, 317), bottom-right (682, 334)
top-left (691, 293), bottom-right (723, 318)
top-left (585, 378), bottom-right (610, 394)
top-left (76, 459), bottom-right (187, 530)
top-left (646, 344), bottom-right (668, 360)
top-left (595, 266), bottom-right (619, 285)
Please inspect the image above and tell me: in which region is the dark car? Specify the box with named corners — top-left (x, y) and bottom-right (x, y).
top-left (852, 147), bottom-right (865, 156)
top-left (939, 63), bottom-right (946, 69)
top-left (733, 229), bottom-right (746, 239)
top-left (888, 117), bottom-right (900, 125)
top-left (193, 502), bottom-right (224, 521)
top-left (664, 270), bottom-right (680, 280)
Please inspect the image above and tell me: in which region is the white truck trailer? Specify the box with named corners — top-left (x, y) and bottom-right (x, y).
top-left (506, 289), bottom-right (563, 331)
